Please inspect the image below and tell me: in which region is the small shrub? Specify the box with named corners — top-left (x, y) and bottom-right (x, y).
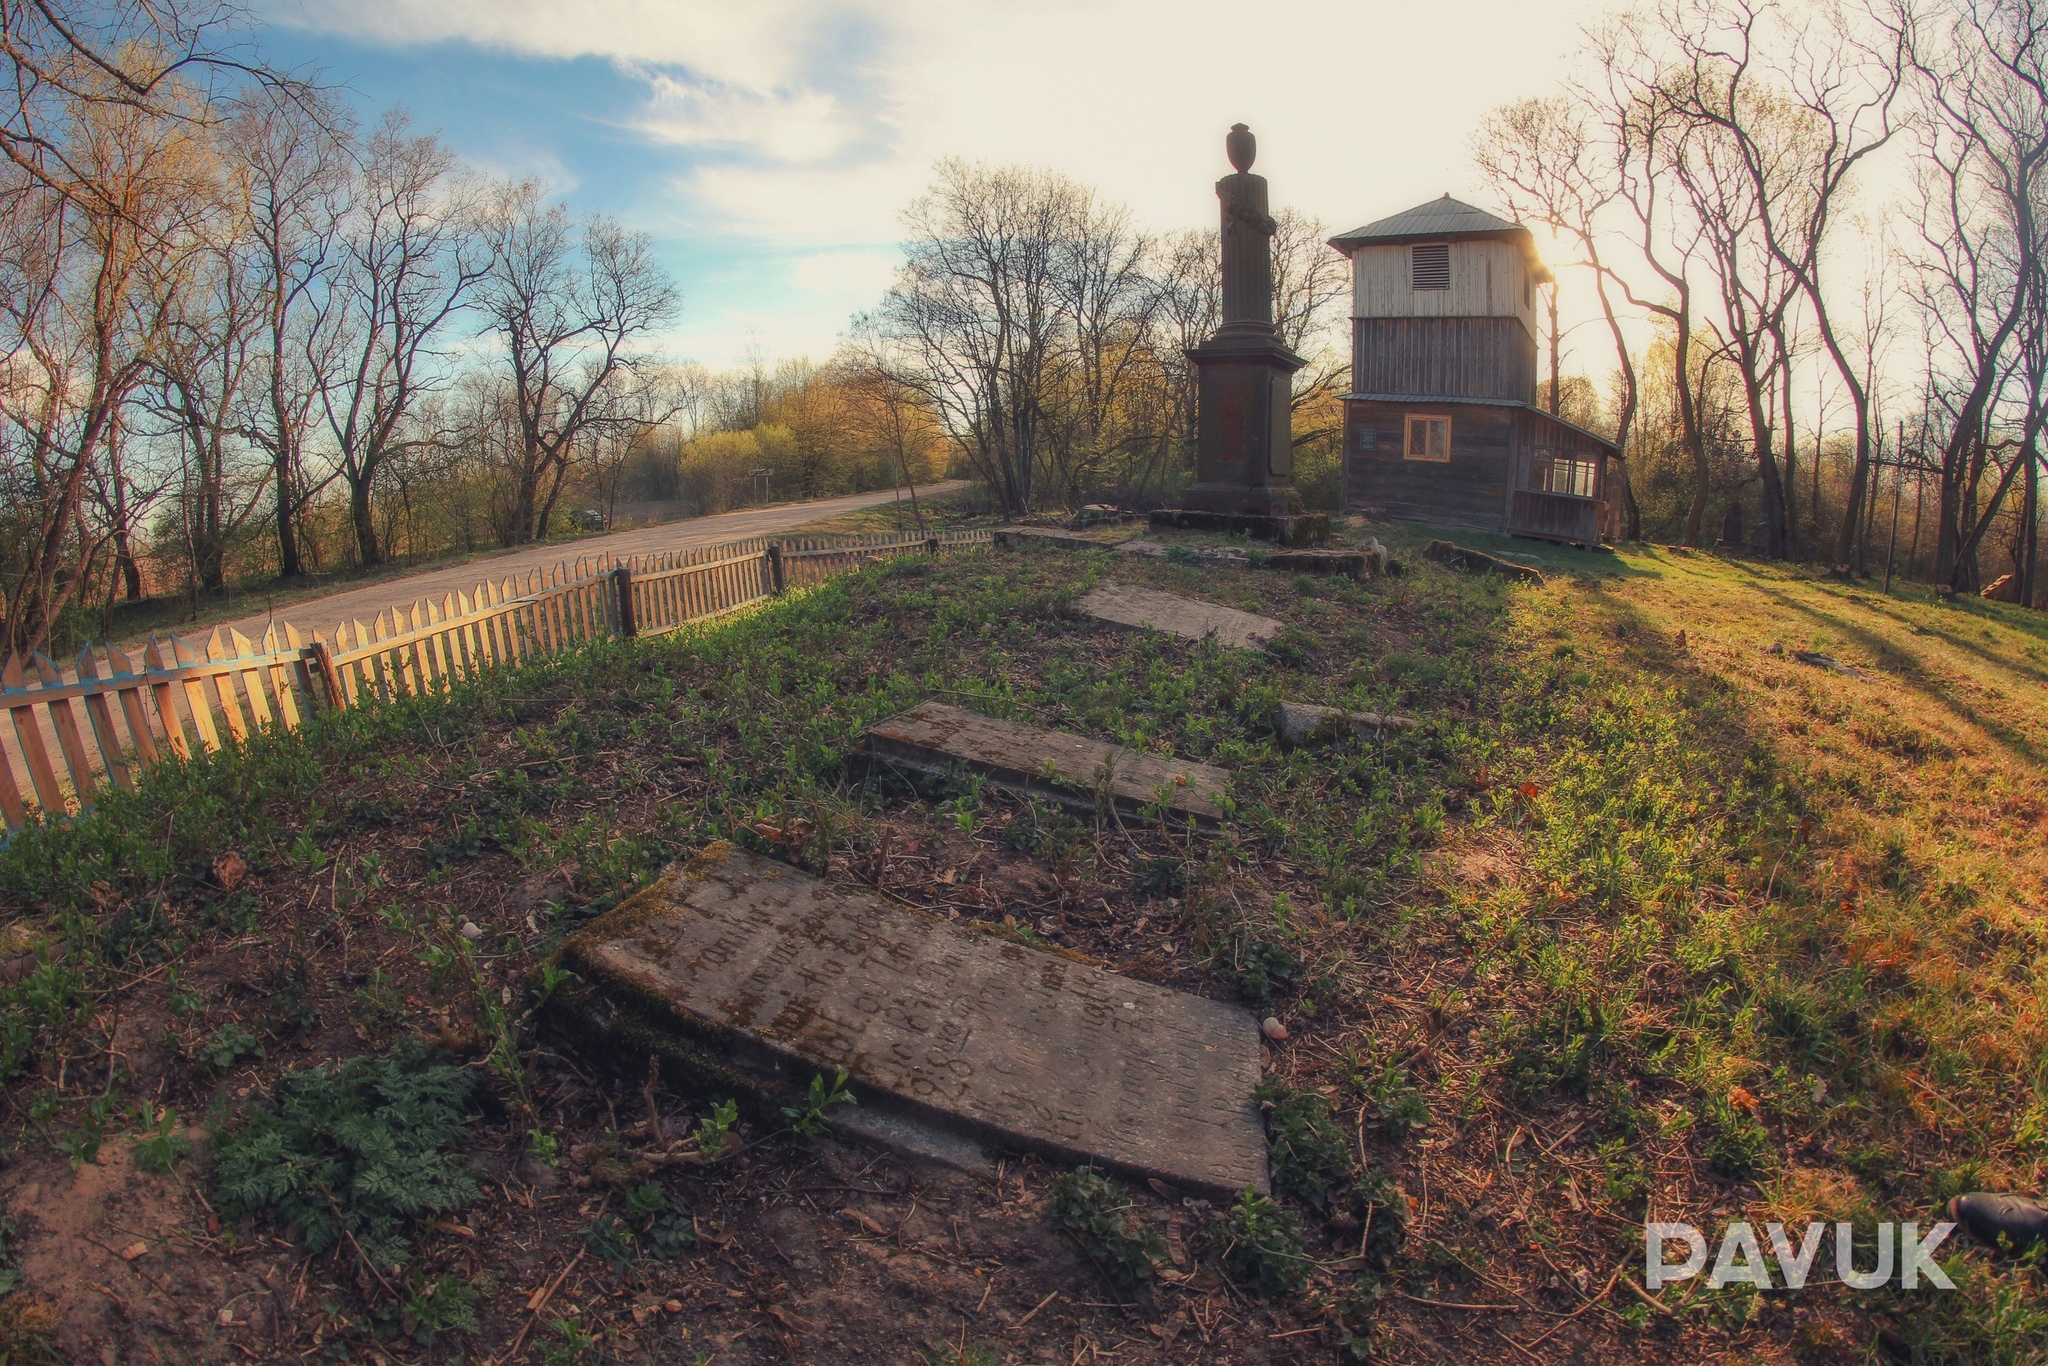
top-left (1257, 1078), bottom-right (1353, 1207)
top-left (1049, 1168), bottom-right (1166, 1284)
top-left (1347, 1167), bottom-right (1409, 1261)
top-left (1501, 995), bottom-right (1610, 1099)
top-left (395, 1276), bottom-right (478, 1347)
top-left (1265, 626), bottom-right (1320, 670)
top-left (1211, 1188), bottom-right (1308, 1296)
top-left (1226, 936), bottom-right (1300, 1006)
top-left (130, 1105), bottom-right (191, 1174)
top-left (583, 1212), bottom-right (634, 1271)
top-left (625, 1181), bottom-right (696, 1258)
top-left (1365, 1061), bottom-right (1429, 1141)
top-left (198, 1023), bottom-right (264, 1071)
top-left (1130, 857), bottom-right (1187, 899)
top-left (1700, 1095), bottom-right (1772, 1178)
top-left (212, 1042), bottom-right (478, 1269)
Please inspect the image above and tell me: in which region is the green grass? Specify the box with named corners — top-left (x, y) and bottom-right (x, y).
top-left (1, 526), bottom-right (2045, 1359)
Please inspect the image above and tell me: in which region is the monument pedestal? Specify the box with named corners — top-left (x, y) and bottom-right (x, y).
top-left (1151, 321), bottom-right (1327, 544)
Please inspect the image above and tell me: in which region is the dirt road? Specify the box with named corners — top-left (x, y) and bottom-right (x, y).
top-left (205, 483), bottom-right (963, 645)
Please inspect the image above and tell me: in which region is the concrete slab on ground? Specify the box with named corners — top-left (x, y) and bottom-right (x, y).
top-left (864, 701), bottom-right (1229, 825)
top-left (558, 845), bottom-right (1269, 1197)
top-left (1076, 582), bottom-right (1281, 649)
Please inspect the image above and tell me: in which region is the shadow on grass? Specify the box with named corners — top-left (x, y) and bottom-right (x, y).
top-left (1744, 583), bottom-right (2045, 768)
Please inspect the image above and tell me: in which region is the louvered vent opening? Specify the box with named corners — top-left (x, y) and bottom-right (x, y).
top-left (1411, 243), bottom-right (1450, 291)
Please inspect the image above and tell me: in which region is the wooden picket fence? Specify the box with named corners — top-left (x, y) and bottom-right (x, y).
top-left (0, 529), bottom-right (991, 833)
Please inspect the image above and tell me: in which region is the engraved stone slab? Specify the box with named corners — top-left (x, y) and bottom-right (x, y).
top-left (560, 846), bottom-right (1268, 1197)
top-left (1078, 582), bottom-right (1281, 648)
top-left (865, 701), bottom-right (1228, 825)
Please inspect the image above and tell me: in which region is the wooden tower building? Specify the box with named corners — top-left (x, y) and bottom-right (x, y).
top-left (1329, 196), bottom-right (1619, 547)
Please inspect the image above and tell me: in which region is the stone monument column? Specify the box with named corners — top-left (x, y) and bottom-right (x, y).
top-left (1160, 124), bottom-right (1321, 542)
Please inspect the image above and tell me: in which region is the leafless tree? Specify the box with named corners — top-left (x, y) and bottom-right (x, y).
top-left (319, 110), bottom-right (487, 567)
top-left (1656, 0), bottom-right (1907, 570)
top-left (232, 83), bottom-right (349, 578)
top-left (476, 180), bottom-right (681, 544)
top-left (1591, 14), bottom-right (1717, 545)
top-left (1474, 94), bottom-right (1645, 539)
top-left (862, 160), bottom-right (1074, 515)
top-left (1902, 0), bottom-right (2048, 591)
top-left (0, 83), bottom-right (201, 653)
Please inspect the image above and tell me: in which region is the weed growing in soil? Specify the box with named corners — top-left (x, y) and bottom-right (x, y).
top-left (1211, 1188), bottom-right (1308, 1296)
top-left (128, 1105), bottom-right (190, 1173)
top-left (1256, 1077), bottom-right (1354, 1207)
top-left (1048, 1168), bottom-right (1166, 1284)
top-left (212, 1041), bottom-right (478, 1269)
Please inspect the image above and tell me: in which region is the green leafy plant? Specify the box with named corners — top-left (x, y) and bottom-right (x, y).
top-left (1049, 1168), bottom-right (1166, 1284)
top-left (625, 1181), bottom-right (696, 1258)
top-left (1366, 1060), bottom-right (1429, 1141)
top-left (1348, 1167), bottom-right (1408, 1261)
top-left (165, 969), bottom-right (204, 1016)
top-left (1211, 1188), bottom-right (1308, 1296)
top-left (1700, 1095), bottom-right (1772, 1177)
top-left (583, 1212), bottom-right (634, 1271)
top-left (198, 1022), bottom-right (263, 1071)
top-left (540, 1315), bottom-right (595, 1365)
top-left (212, 1042), bottom-right (478, 1269)
top-left (130, 1105), bottom-right (191, 1173)
top-left (1225, 936), bottom-right (1300, 1006)
top-left (0, 1215), bottom-right (20, 1295)
top-left (782, 1069), bottom-right (856, 1137)
top-left (1130, 857), bottom-right (1187, 898)
top-left (394, 1275), bottom-right (478, 1347)
top-left (1257, 1078), bottom-right (1354, 1207)
top-left (693, 1099), bottom-right (740, 1159)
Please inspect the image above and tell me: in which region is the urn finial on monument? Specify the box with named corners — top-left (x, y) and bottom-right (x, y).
top-left (1226, 122), bottom-right (1255, 173)
top-left (1151, 124), bottom-right (1326, 543)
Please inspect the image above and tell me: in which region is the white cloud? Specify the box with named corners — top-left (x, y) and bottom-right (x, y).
top-left (788, 249), bottom-right (898, 298)
top-left (268, 0), bottom-right (1633, 366)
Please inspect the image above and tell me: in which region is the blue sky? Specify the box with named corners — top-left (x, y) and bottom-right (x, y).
top-left (252, 0), bottom-right (1617, 372)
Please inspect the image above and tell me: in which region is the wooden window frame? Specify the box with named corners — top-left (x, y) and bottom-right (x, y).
top-left (1404, 413), bottom-right (1452, 462)
top-left (1531, 449), bottom-right (1600, 498)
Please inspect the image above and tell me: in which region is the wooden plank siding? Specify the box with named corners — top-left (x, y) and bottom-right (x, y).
top-left (1343, 399), bottom-right (1615, 546)
top-left (1342, 399), bottom-right (1519, 533)
top-left (1350, 238), bottom-right (1539, 339)
top-left (1350, 317), bottom-right (1537, 405)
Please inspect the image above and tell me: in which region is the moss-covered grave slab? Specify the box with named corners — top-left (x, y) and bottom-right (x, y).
top-left (1077, 582), bottom-right (1281, 648)
top-left (558, 845), bottom-right (1269, 1197)
top-left (865, 700), bottom-right (1228, 825)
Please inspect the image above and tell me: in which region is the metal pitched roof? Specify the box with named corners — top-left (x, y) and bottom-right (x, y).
top-left (1330, 195), bottom-right (1523, 246)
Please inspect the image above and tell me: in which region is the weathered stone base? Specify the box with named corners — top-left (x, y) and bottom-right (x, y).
top-left (1423, 539), bottom-right (1545, 585)
top-left (1272, 700), bottom-right (1419, 747)
top-left (554, 845), bottom-right (1269, 1197)
top-left (1147, 508), bottom-right (1330, 546)
top-left (1077, 583), bottom-right (1280, 650)
top-left (865, 700), bottom-right (1228, 824)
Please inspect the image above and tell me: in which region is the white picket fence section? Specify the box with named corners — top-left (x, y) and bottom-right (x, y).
top-left (0, 530), bottom-right (991, 832)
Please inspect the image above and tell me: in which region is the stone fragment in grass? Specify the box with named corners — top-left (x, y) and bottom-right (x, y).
top-left (555, 845), bottom-right (1269, 1198)
top-left (1263, 548), bottom-right (1374, 578)
top-left (993, 526), bottom-right (1134, 552)
top-left (1077, 582), bottom-right (1281, 649)
top-left (866, 701), bottom-right (1229, 825)
top-left (1791, 650), bottom-right (1868, 679)
top-left (1422, 539), bottom-right (1545, 585)
top-left (1271, 700), bottom-right (1419, 747)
